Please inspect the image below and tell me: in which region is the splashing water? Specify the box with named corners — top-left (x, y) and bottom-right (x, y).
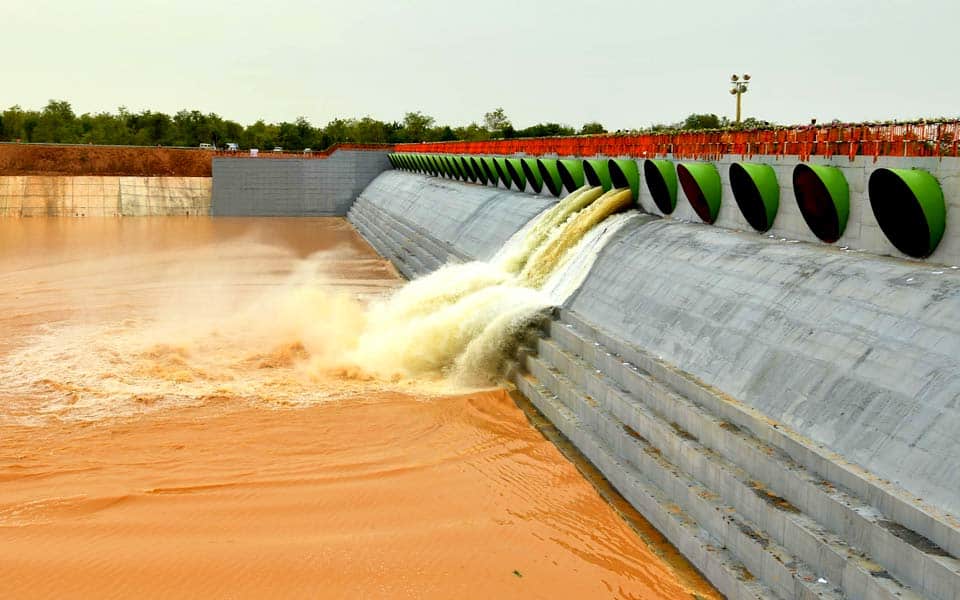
top-left (496, 185), bottom-right (605, 273)
top-left (520, 189), bottom-right (634, 288)
top-left (0, 187), bottom-right (638, 421)
top-left (343, 186), bottom-right (636, 385)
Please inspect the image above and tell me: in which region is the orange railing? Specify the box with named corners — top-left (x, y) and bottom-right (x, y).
top-left (394, 121), bottom-right (960, 161)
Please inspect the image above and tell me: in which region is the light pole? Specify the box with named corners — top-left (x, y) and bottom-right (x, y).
top-left (730, 73), bottom-right (751, 124)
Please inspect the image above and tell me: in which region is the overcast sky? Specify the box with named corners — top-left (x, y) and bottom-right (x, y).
top-left (4, 0), bottom-right (957, 130)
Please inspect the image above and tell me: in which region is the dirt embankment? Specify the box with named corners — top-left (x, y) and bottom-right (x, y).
top-left (0, 144), bottom-right (212, 177)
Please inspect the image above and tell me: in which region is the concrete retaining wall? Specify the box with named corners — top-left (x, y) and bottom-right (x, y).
top-left (413, 153), bottom-right (960, 267)
top-left (358, 170), bottom-right (555, 261)
top-left (633, 154), bottom-right (960, 267)
top-left (0, 176), bottom-right (211, 216)
top-left (351, 170), bottom-right (960, 600)
top-left (566, 216), bottom-right (960, 513)
top-left (211, 150), bottom-right (391, 216)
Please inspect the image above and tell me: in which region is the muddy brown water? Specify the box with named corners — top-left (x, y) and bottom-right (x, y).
top-left (0, 217), bottom-right (719, 599)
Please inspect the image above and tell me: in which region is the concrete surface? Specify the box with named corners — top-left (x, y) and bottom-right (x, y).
top-left (0, 176), bottom-right (211, 216)
top-left (564, 216), bottom-right (960, 518)
top-left (211, 150), bottom-right (390, 216)
top-left (420, 153), bottom-right (960, 266)
top-left (357, 170), bottom-right (555, 260)
top-left (626, 154), bottom-right (960, 267)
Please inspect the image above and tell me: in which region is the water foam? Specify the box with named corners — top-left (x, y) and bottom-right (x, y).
top-left (341, 186), bottom-right (635, 385)
top-left (0, 187), bottom-right (637, 421)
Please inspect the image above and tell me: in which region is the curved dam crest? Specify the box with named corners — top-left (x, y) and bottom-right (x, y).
top-left (351, 169), bottom-right (960, 600)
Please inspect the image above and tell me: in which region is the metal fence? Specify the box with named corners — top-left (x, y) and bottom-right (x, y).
top-left (394, 121), bottom-right (960, 161)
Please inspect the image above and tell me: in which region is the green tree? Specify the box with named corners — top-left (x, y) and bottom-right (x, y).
top-left (353, 117), bottom-right (391, 143)
top-left (734, 117), bottom-right (773, 130)
top-left (681, 113), bottom-right (723, 130)
top-left (173, 110), bottom-right (204, 145)
top-left (400, 111), bottom-right (435, 142)
top-left (0, 98), bottom-right (788, 148)
top-left (453, 122), bottom-right (490, 141)
top-left (125, 110), bottom-right (174, 145)
top-left (1, 105), bottom-right (29, 141)
top-left (322, 118), bottom-right (353, 144)
top-left (221, 119), bottom-right (245, 146)
top-left (437, 126), bottom-right (456, 141)
top-left (483, 107), bottom-right (512, 134)
top-left (240, 119), bottom-right (278, 149)
top-left (516, 122), bottom-right (575, 138)
top-left (579, 121), bottom-right (606, 135)
top-left (277, 121), bottom-right (304, 149)
top-left (170, 110), bottom-right (234, 146)
top-left (32, 100), bottom-right (81, 143)
top-left (79, 111), bottom-right (130, 145)
top-left (22, 111), bottom-right (40, 141)
top-left (295, 117), bottom-right (315, 147)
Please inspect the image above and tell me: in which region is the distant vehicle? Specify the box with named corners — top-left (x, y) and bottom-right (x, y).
top-left (225, 143), bottom-right (239, 152)
top-left (272, 146), bottom-right (283, 153)
top-left (199, 143), bottom-right (216, 150)
top-left (250, 148), bottom-right (259, 157)
top-left (303, 148), bottom-right (312, 154)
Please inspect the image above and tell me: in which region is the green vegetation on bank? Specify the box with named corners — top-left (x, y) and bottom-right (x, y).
top-left (0, 101), bottom-right (615, 150)
top-left (0, 101), bottom-right (781, 151)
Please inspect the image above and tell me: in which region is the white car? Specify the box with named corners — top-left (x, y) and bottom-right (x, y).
top-left (273, 147), bottom-right (283, 153)
top-left (199, 143), bottom-right (215, 150)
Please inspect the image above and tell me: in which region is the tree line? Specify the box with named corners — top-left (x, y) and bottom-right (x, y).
top-left (0, 101), bottom-right (611, 150)
top-left (0, 100), bottom-right (774, 150)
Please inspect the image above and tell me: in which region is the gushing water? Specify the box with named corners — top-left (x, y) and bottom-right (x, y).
top-left (496, 186), bottom-right (605, 273)
top-left (0, 186), bottom-right (638, 420)
top-left (345, 185), bottom-right (635, 385)
top-left (520, 188), bottom-right (634, 288)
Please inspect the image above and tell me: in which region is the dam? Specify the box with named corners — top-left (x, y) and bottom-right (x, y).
top-left (213, 125), bottom-right (960, 600)
top-left (342, 151), bottom-right (960, 600)
top-left (2, 124), bottom-right (959, 599)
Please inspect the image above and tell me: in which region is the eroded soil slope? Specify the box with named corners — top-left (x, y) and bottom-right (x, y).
top-left (0, 144), bottom-right (212, 176)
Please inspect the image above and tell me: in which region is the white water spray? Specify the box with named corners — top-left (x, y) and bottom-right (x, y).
top-left (0, 186), bottom-right (638, 421)
top-left (347, 186), bottom-right (637, 385)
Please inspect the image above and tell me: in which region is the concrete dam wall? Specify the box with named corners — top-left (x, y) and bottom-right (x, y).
top-left (211, 150), bottom-right (391, 216)
top-left (350, 170), bottom-right (960, 600)
top-left (389, 152), bottom-right (960, 267)
top-left (0, 176), bottom-right (211, 216)
top-left (0, 145), bottom-right (392, 218)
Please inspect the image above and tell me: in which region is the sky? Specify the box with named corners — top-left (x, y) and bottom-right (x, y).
top-left (4, 0), bottom-right (958, 130)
